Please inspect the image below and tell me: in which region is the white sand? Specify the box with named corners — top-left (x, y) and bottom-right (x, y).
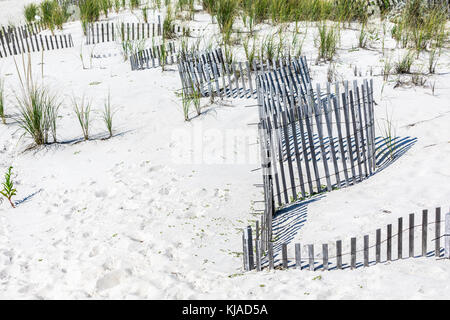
top-left (0, 2), bottom-right (450, 299)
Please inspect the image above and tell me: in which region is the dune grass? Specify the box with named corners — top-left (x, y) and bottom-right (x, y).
top-left (24, 3), bottom-right (39, 23)
top-left (73, 95), bottom-right (92, 141)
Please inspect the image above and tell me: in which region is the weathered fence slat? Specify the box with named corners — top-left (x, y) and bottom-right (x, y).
top-left (387, 224), bottom-right (392, 261)
top-left (409, 213), bottom-right (414, 258)
top-left (435, 207), bottom-right (441, 257)
top-left (336, 240), bottom-right (342, 269)
top-left (295, 243), bottom-right (301, 270)
top-left (351, 237), bottom-right (356, 269)
top-left (422, 209), bottom-right (428, 257)
top-left (376, 228), bottom-right (381, 263)
top-left (323, 244), bottom-right (328, 271)
top-left (364, 235), bottom-right (369, 267)
top-left (398, 217), bottom-right (403, 259)
top-left (308, 244), bottom-right (314, 271)
top-left (282, 243), bottom-right (288, 269)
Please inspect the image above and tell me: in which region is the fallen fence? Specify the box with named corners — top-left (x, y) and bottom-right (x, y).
top-left (129, 42), bottom-right (178, 70)
top-left (243, 207), bottom-right (450, 271)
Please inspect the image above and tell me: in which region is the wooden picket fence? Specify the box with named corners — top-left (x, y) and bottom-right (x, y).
top-left (0, 22), bottom-right (49, 58)
top-left (129, 42), bottom-right (178, 70)
top-left (0, 30), bottom-right (74, 58)
top-left (86, 21), bottom-right (162, 45)
top-left (177, 48), bottom-right (311, 100)
top-left (85, 19), bottom-right (204, 45)
top-left (243, 207), bottom-right (450, 271)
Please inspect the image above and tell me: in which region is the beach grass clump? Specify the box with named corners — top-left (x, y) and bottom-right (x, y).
top-left (73, 95), bottom-right (92, 141)
top-left (16, 85), bottom-right (61, 145)
top-left (395, 51), bottom-right (415, 74)
top-left (100, 0), bottom-right (112, 17)
top-left (392, 0), bottom-right (448, 52)
top-left (13, 54), bottom-right (61, 145)
top-left (216, 0), bottom-right (239, 34)
top-left (316, 22), bottom-right (339, 61)
top-left (40, 0), bottom-right (59, 31)
top-left (79, 0), bottom-right (101, 32)
top-left (130, 0), bottom-right (140, 10)
top-left (163, 6), bottom-right (176, 40)
top-left (24, 3), bottom-right (39, 23)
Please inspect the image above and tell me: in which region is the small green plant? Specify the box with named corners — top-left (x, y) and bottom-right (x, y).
top-left (0, 166), bottom-right (17, 208)
top-left (73, 95), bottom-right (92, 141)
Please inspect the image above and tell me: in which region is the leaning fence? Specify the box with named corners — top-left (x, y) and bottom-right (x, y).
top-left (177, 48), bottom-right (311, 100)
top-left (243, 207), bottom-right (450, 271)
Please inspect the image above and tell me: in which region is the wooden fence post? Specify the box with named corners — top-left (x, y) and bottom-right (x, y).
top-left (435, 207), bottom-right (441, 257)
top-left (295, 243), bottom-right (301, 270)
top-left (422, 209), bottom-right (428, 257)
top-left (409, 213), bottom-right (414, 258)
top-left (255, 239), bottom-right (262, 271)
top-left (282, 243), bottom-right (288, 269)
top-left (376, 229), bottom-right (381, 263)
top-left (398, 217), bottom-right (403, 259)
top-left (268, 242), bottom-right (274, 269)
top-left (308, 244), bottom-right (314, 271)
top-left (387, 224), bottom-right (392, 261)
top-left (336, 240), bottom-right (342, 269)
top-left (351, 237), bottom-right (356, 269)
top-left (364, 235), bottom-right (369, 267)
top-left (242, 226), bottom-right (254, 271)
top-left (322, 244), bottom-right (328, 271)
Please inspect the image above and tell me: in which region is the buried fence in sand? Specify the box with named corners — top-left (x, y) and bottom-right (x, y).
top-left (242, 207), bottom-right (450, 272)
